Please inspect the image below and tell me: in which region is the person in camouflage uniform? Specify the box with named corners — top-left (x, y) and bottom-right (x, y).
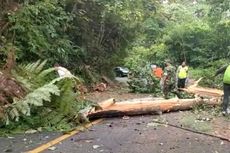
top-left (162, 60), bottom-right (180, 99)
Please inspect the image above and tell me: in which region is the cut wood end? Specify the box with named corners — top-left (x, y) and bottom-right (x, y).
top-left (99, 98), bottom-right (116, 109)
top-left (190, 77), bottom-right (203, 88)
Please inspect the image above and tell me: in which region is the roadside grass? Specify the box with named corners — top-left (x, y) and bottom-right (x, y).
top-left (180, 114), bottom-right (213, 133)
top-left (180, 104), bottom-right (230, 132)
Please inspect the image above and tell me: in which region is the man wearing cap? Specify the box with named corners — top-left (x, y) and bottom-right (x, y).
top-left (162, 60), bottom-right (179, 99)
top-left (177, 61), bottom-right (189, 89)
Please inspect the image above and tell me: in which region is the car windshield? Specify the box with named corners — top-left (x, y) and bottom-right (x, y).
top-left (121, 67), bottom-right (129, 71)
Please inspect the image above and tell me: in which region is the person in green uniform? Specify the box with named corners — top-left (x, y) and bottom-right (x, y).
top-left (162, 60), bottom-right (180, 99)
top-left (215, 64), bottom-right (230, 116)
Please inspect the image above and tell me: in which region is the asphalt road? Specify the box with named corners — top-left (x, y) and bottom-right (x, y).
top-left (0, 113), bottom-right (230, 153)
top-left (42, 115), bottom-right (230, 153)
top-left (0, 132), bottom-right (61, 153)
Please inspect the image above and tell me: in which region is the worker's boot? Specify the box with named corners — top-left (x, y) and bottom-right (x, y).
top-left (227, 108), bottom-right (230, 115)
top-left (222, 111), bottom-right (227, 116)
top-left (222, 108), bottom-right (230, 116)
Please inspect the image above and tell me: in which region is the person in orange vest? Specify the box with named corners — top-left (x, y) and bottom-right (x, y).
top-left (176, 61), bottom-right (189, 89)
top-left (155, 67), bottom-right (163, 79)
top-left (151, 64), bottom-right (163, 79)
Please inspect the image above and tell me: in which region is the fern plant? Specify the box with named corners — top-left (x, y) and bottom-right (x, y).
top-left (12, 60), bottom-right (55, 91)
top-left (1, 60), bottom-right (90, 131)
top-left (2, 60), bottom-right (58, 124)
top-left (5, 80), bottom-right (60, 124)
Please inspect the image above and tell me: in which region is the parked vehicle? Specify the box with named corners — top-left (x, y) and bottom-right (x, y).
top-left (113, 67), bottom-right (129, 77)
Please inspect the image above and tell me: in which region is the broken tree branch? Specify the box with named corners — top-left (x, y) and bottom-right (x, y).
top-left (181, 78), bottom-right (223, 97)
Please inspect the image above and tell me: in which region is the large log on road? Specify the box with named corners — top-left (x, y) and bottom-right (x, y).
top-left (88, 98), bottom-right (220, 119)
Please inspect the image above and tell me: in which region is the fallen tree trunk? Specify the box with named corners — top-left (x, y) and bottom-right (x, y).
top-left (181, 78), bottom-right (223, 97)
top-left (182, 87), bottom-right (223, 97)
top-left (88, 98), bottom-right (220, 120)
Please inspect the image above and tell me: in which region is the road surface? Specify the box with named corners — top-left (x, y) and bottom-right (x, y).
top-left (1, 113), bottom-right (230, 153)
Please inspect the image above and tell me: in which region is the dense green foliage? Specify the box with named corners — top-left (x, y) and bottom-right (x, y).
top-left (0, 61), bottom-right (83, 130)
top-left (127, 63), bottom-right (161, 94)
top-left (0, 0), bottom-right (137, 81)
top-left (124, 0), bottom-right (230, 87)
top-left (1, 0), bottom-right (228, 84)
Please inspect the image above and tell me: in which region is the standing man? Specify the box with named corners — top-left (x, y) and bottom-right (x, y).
top-left (215, 64), bottom-right (230, 116)
top-left (177, 61), bottom-right (189, 89)
top-left (151, 64), bottom-right (163, 79)
top-left (162, 60), bottom-right (180, 99)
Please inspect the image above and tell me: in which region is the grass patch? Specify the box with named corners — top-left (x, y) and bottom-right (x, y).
top-left (189, 67), bottom-right (222, 89)
top-left (180, 114), bottom-right (213, 133)
top-left (192, 104), bottom-right (222, 116)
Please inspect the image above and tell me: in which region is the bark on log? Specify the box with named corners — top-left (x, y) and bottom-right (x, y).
top-left (88, 98), bottom-right (220, 120)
